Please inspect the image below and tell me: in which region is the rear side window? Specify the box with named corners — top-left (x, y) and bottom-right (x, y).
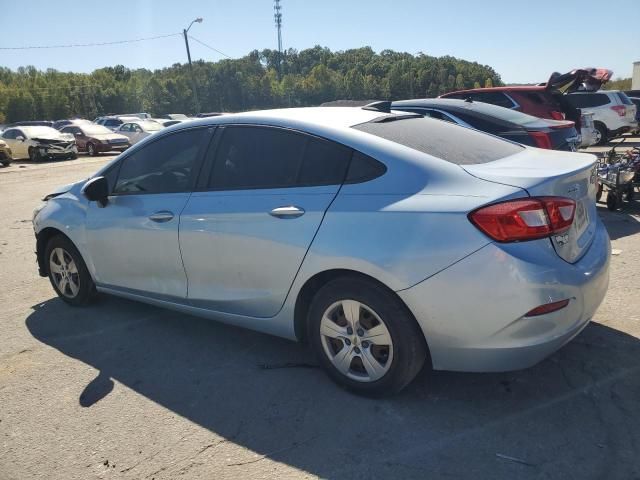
top-left (352, 117), bottom-right (522, 164)
top-left (346, 152), bottom-right (386, 183)
top-left (566, 94), bottom-right (610, 108)
top-left (209, 126), bottom-right (352, 190)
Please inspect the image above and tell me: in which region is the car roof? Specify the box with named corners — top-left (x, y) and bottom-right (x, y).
top-left (442, 86), bottom-right (546, 95)
top-left (187, 107), bottom-right (393, 129)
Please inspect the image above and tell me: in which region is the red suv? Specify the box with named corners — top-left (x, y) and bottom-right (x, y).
top-left (440, 68), bottom-right (613, 127)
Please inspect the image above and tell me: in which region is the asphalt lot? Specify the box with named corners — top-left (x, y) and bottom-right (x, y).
top-left (1, 140), bottom-right (640, 480)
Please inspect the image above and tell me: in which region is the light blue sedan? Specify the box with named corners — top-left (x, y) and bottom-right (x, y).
top-left (32, 103), bottom-right (610, 395)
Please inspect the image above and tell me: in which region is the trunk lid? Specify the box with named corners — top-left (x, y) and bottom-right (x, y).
top-left (545, 68), bottom-right (613, 93)
top-left (463, 149), bottom-right (598, 263)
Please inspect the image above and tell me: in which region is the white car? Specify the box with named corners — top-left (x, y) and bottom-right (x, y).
top-left (0, 126), bottom-right (77, 161)
top-left (115, 120), bottom-right (163, 145)
top-left (566, 90), bottom-right (638, 145)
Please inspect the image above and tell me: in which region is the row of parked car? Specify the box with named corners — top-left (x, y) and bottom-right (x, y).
top-left (0, 113), bottom-right (198, 164)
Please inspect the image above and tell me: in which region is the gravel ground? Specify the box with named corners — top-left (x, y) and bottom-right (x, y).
top-left (1, 141), bottom-right (639, 480)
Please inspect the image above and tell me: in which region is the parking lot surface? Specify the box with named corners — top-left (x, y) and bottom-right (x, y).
top-left (1, 144), bottom-right (640, 480)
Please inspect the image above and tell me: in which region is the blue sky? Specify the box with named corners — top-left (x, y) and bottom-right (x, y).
top-left (1, 0), bottom-right (638, 83)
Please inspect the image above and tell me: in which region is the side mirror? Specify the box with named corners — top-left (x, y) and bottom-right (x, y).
top-left (16, 136), bottom-right (25, 142)
top-left (82, 176), bottom-right (109, 207)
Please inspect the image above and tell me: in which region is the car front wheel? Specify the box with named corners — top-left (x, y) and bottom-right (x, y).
top-left (45, 235), bottom-right (96, 306)
top-left (308, 276), bottom-right (427, 396)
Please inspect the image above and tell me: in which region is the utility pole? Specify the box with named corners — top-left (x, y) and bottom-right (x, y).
top-left (183, 18), bottom-right (203, 114)
top-left (274, 0), bottom-right (283, 78)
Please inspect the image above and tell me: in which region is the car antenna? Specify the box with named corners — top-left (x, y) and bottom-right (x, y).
top-left (362, 101), bottom-right (392, 113)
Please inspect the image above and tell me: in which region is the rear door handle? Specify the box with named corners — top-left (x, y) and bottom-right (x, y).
top-left (269, 206), bottom-right (305, 219)
top-left (149, 211), bottom-right (174, 223)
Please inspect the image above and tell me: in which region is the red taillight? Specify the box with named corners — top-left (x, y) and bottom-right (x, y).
top-left (611, 105), bottom-right (626, 117)
top-left (469, 197), bottom-right (576, 242)
top-left (550, 111), bottom-right (565, 120)
top-left (528, 131), bottom-right (553, 149)
top-left (525, 299), bottom-right (570, 317)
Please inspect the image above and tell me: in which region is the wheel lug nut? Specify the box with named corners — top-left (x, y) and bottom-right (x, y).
top-left (346, 327), bottom-right (353, 335)
top-left (354, 347), bottom-right (361, 354)
top-left (362, 341), bottom-right (370, 348)
top-left (344, 338), bottom-right (351, 346)
top-left (357, 328), bottom-right (364, 337)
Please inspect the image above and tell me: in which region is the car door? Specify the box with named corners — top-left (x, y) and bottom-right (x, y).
top-left (117, 123), bottom-right (132, 141)
top-left (84, 127), bottom-right (212, 298)
top-left (179, 125), bottom-right (352, 317)
top-left (130, 124), bottom-right (145, 144)
top-left (2, 129), bottom-right (27, 159)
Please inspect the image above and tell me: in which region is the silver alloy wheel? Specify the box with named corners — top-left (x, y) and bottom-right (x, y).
top-left (594, 128), bottom-right (602, 144)
top-left (87, 143), bottom-right (95, 156)
top-left (320, 299), bottom-right (394, 382)
top-left (49, 247), bottom-right (80, 298)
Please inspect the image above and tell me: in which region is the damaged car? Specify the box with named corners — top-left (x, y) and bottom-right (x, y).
top-left (1, 126), bottom-right (77, 161)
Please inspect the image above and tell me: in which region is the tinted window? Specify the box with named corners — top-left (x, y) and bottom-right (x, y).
top-left (297, 137), bottom-right (351, 186)
top-left (2, 129), bottom-right (17, 139)
top-left (113, 128), bottom-right (207, 194)
top-left (470, 92), bottom-right (515, 109)
top-left (352, 117), bottom-right (522, 164)
top-left (210, 127), bottom-right (305, 190)
top-left (345, 151), bottom-right (386, 183)
top-left (566, 93), bottom-right (610, 108)
top-left (105, 119), bottom-right (121, 127)
top-left (425, 110), bottom-right (456, 123)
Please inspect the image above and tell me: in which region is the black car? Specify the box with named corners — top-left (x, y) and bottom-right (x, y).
top-left (391, 99), bottom-right (580, 151)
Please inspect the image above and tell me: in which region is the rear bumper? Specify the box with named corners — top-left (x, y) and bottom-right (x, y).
top-left (398, 219), bottom-right (611, 372)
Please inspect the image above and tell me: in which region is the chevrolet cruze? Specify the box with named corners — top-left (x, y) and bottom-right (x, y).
top-left (32, 104), bottom-right (610, 395)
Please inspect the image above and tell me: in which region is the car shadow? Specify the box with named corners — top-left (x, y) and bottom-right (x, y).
top-left (597, 198), bottom-right (640, 241)
top-left (26, 296), bottom-right (640, 478)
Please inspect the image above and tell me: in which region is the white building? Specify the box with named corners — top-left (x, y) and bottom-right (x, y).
top-left (633, 61), bottom-right (640, 90)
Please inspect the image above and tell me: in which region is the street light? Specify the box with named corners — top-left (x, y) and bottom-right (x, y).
top-left (183, 18), bottom-right (203, 114)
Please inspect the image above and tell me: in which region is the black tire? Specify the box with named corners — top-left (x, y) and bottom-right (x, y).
top-left (606, 192), bottom-right (618, 211)
top-left (626, 184), bottom-right (634, 202)
top-left (0, 159), bottom-right (11, 167)
top-left (308, 276), bottom-right (428, 396)
top-left (45, 235), bottom-right (96, 306)
top-left (68, 153), bottom-right (78, 160)
top-left (86, 142), bottom-right (96, 156)
top-left (28, 147), bottom-right (42, 162)
top-left (594, 122), bottom-right (608, 146)
top-left (596, 183), bottom-right (603, 202)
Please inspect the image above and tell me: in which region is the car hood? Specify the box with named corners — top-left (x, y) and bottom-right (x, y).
top-left (32, 133), bottom-right (75, 142)
top-left (545, 68), bottom-right (613, 93)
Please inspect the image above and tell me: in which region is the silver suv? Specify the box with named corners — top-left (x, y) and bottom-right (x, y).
top-left (566, 90), bottom-right (638, 145)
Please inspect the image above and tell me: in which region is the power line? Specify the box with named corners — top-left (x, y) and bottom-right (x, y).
top-left (0, 33), bottom-right (181, 50)
top-left (187, 35), bottom-right (231, 59)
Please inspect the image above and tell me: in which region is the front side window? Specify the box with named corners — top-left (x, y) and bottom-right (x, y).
top-left (2, 129), bottom-right (17, 139)
top-left (113, 128), bottom-right (207, 194)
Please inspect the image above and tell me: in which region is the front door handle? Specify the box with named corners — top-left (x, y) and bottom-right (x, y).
top-left (149, 211), bottom-right (174, 223)
top-left (269, 206), bottom-right (305, 219)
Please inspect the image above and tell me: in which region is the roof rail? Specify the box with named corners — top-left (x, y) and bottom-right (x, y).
top-left (362, 101), bottom-right (392, 113)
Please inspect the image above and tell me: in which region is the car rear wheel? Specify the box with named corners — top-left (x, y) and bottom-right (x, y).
top-left (45, 235), bottom-right (96, 306)
top-left (86, 142), bottom-right (96, 156)
top-left (308, 276), bottom-right (427, 396)
top-left (594, 122), bottom-right (608, 146)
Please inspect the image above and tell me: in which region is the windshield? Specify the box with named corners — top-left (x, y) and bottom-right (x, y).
top-left (81, 125), bottom-right (114, 135)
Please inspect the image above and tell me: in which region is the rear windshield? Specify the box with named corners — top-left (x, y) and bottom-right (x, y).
top-left (352, 117), bottom-right (522, 165)
top-left (616, 92), bottom-right (633, 105)
top-left (457, 101), bottom-right (544, 126)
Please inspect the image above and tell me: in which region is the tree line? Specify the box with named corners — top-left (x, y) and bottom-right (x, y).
top-left (0, 46), bottom-right (503, 123)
